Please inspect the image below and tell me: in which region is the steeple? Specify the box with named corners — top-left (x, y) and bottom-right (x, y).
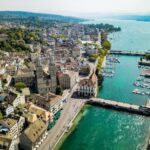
top-left (49, 51), bottom-right (56, 78)
top-left (36, 57), bottom-right (42, 67)
top-left (36, 56), bottom-right (43, 78)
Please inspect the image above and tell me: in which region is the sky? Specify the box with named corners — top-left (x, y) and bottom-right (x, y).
top-left (0, 0), bottom-right (150, 16)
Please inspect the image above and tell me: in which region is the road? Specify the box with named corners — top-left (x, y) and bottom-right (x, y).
top-left (38, 85), bottom-right (84, 150)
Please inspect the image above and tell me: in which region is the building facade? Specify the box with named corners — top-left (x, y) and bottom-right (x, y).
top-left (0, 118), bottom-right (18, 138)
top-left (26, 92), bottom-right (66, 115)
top-left (5, 105), bottom-right (14, 116)
top-left (0, 136), bottom-right (16, 150)
top-left (12, 70), bottom-right (35, 87)
top-left (58, 70), bottom-right (78, 89)
top-left (35, 54), bottom-right (57, 94)
top-left (77, 73), bottom-right (98, 98)
top-left (0, 79), bottom-right (2, 92)
top-left (19, 119), bottom-right (47, 150)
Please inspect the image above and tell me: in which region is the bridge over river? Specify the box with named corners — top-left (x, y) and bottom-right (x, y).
top-left (86, 98), bottom-right (150, 116)
top-left (109, 50), bottom-right (150, 56)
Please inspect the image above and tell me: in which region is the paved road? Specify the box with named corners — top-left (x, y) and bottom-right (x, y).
top-left (38, 85), bottom-right (84, 150)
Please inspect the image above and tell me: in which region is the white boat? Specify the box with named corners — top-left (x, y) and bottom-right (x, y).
top-left (132, 89), bottom-right (140, 94)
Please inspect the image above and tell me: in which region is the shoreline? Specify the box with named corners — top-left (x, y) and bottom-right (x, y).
top-left (53, 101), bottom-right (86, 150)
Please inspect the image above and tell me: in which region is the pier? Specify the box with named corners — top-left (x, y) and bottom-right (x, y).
top-left (109, 50), bottom-right (148, 56)
top-left (86, 98), bottom-right (150, 116)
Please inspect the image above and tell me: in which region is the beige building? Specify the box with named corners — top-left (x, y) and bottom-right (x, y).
top-left (12, 68), bottom-right (35, 87)
top-left (0, 118), bottom-right (18, 138)
top-left (72, 46), bottom-right (81, 58)
top-left (0, 135), bottom-right (16, 150)
top-left (6, 66), bottom-right (16, 76)
top-left (27, 103), bottom-right (52, 123)
top-left (19, 119), bottom-right (47, 150)
top-left (58, 70), bottom-right (78, 89)
top-left (26, 92), bottom-right (66, 115)
top-left (77, 73), bottom-right (98, 97)
top-left (6, 90), bottom-right (25, 108)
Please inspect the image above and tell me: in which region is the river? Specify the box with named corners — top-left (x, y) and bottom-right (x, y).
top-left (59, 19), bottom-right (150, 150)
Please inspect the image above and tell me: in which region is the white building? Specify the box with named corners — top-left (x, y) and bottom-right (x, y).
top-left (5, 105), bottom-right (14, 116)
top-left (6, 90), bottom-right (25, 108)
top-left (77, 73), bottom-right (98, 97)
top-left (0, 79), bottom-right (2, 92)
top-left (0, 118), bottom-right (19, 138)
top-left (85, 45), bottom-right (98, 55)
top-left (17, 116), bottom-right (25, 132)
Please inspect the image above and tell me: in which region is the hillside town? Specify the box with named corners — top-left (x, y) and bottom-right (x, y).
top-left (0, 17), bottom-right (115, 150)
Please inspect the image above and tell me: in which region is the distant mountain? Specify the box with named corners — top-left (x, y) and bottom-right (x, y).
top-left (0, 11), bottom-right (85, 23)
top-left (109, 15), bottom-right (150, 22)
top-left (122, 15), bottom-right (150, 22)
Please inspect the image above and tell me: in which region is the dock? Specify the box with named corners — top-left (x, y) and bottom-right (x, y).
top-left (86, 98), bottom-right (150, 116)
top-left (109, 50), bottom-right (147, 56)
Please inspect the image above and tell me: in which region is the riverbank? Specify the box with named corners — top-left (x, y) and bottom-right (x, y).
top-left (54, 104), bottom-right (90, 150)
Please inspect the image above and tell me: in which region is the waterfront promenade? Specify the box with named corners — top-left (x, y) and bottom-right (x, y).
top-left (38, 86), bottom-right (84, 150)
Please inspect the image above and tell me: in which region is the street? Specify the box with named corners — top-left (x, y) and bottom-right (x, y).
top-left (38, 85), bottom-right (84, 150)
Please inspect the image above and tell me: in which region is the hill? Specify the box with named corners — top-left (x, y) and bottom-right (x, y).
top-left (0, 11), bottom-right (85, 23)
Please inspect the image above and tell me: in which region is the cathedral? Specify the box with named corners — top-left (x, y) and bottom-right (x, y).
top-left (35, 54), bottom-right (57, 94)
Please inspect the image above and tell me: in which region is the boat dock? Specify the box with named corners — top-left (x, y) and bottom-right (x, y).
top-left (110, 50), bottom-right (147, 56)
top-left (86, 98), bottom-right (150, 116)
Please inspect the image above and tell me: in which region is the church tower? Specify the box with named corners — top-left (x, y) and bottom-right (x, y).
top-left (49, 51), bottom-right (56, 78)
top-left (48, 51), bottom-right (57, 93)
top-left (97, 28), bottom-right (101, 47)
top-left (36, 57), bottom-right (43, 79)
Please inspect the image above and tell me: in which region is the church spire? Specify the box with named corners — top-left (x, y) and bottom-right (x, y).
top-left (49, 50), bottom-right (55, 65)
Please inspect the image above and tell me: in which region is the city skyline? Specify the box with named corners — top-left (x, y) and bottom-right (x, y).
top-left (0, 0), bottom-right (150, 17)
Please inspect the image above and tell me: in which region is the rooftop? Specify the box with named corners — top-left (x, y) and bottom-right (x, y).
top-left (28, 103), bottom-right (52, 122)
top-left (0, 118), bottom-right (17, 129)
top-left (24, 119), bottom-right (47, 143)
top-left (0, 135), bottom-right (13, 150)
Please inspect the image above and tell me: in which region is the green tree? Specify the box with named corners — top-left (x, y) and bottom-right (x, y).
top-left (97, 74), bottom-right (104, 86)
top-left (89, 54), bottom-right (99, 62)
top-left (0, 112), bottom-right (3, 120)
top-left (15, 82), bottom-right (27, 91)
top-left (102, 40), bottom-right (111, 50)
top-left (2, 79), bottom-right (7, 87)
top-left (145, 54), bottom-right (150, 60)
top-left (56, 86), bottom-right (63, 95)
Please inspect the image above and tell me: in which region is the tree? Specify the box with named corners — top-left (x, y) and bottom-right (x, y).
top-left (15, 82), bottom-right (27, 91)
top-left (89, 54), bottom-right (99, 62)
top-left (102, 40), bottom-right (111, 50)
top-left (2, 79), bottom-right (7, 87)
top-left (2, 79), bottom-right (7, 84)
top-left (145, 54), bottom-right (150, 60)
top-left (56, 86), bottom-right (63, 95)
top-left (97, 74), bottom-right (104, 86)
top-left (0, 112), bottom-right (3, 120)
